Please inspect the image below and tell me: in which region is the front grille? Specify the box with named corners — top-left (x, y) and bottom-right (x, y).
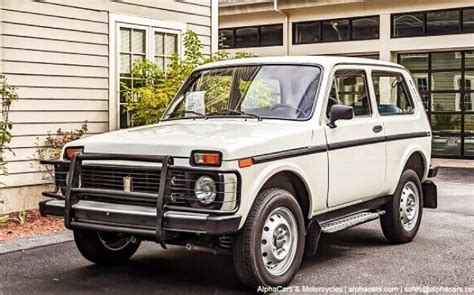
top-left (80, 165), bottom-right (185, 195)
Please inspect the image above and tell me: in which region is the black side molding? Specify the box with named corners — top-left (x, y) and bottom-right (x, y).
top-left (249, 131), bottom-right (431, 165)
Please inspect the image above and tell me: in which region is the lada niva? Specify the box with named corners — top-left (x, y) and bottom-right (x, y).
top-left (40, 56), bottom-right (438, 288)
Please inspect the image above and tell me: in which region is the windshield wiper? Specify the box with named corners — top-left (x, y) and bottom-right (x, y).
top-left (207, 109), bottom-right (262, 121)
top-left (162, 110), bottom-right (207, 121)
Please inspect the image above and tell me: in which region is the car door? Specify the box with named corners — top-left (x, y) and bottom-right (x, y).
top-left (324, 66), bottom-right (386, 207)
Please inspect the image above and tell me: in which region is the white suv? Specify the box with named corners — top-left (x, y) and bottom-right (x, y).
top-left (40, 56), bottom-right (438, 288)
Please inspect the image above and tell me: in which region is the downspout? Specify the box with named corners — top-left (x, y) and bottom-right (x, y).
top-left (273, 0), bottom-right (289, 55)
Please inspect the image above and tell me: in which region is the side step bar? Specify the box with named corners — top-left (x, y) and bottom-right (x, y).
top-left (320, 211), bottom-right (385, 233)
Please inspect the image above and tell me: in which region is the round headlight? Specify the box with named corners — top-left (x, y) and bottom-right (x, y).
top-left (194, 176), bottom-right (217, 205)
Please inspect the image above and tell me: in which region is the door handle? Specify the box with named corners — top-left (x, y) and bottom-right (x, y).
top-left (373, 125), bottom-right (383, 133)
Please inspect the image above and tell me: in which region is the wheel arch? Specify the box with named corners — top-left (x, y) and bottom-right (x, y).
top-left (257, 169), bottom-right (313, 221)
top-left (391, 144), bottom-right (429, 195)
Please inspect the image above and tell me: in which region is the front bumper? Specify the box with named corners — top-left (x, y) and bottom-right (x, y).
top-left (39, 152), bottom-right (241, 247)
top-left (40, 199), bottom-right (241, 236)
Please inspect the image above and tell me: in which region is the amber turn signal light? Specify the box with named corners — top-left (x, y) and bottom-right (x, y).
top-left (64, 147), bottom-right (83, 160)
top-left (192, 151), bottom-right (222, 167)
top-left (238, 157), bottom-right (253, 168)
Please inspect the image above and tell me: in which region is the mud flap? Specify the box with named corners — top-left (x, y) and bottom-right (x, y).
top-left (304, 218), bottom-right (321, 257)
top-left (422, 180), bottom-right (437, 209)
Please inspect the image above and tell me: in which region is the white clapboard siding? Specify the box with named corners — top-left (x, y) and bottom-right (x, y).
top-left (2, 0), bottom-right (108, 26)
top-left (9, 133), bottom-right (101, 149)
top-left (2, 48), bottom-right (109, 67)
top-left (9, 135), bottom-right (52, 149)
top-left (12, 122), bottom-right (109, 137)
top-left (10, 111), bottom-right (108, 124)
top-left (0, 172), bottom-right (51, 187)
top-left (14, 88), bottom-right (109, 100)
top-left (3, 62), bottom-right (109, 78)
top-left (3, 35), bottom-right (108, 56)
top-left (188, 24), bottom-right (212, 37)
top-left (3, 9), bottom-right (109, 35)
top-left (1, 0), bottom-right (213, 186)
top-left (11, 99), bottom-right (108, 112)
top-left (1, 22), bottom-right (108, 45)
top-left (7, 75), bottom-right (108, 89)
top-left (4, 160), bottom-right (44, 174)
top-left (118, 0), bottom-right (211, 17)
top-left (5, 147), bottom-right (46, 162)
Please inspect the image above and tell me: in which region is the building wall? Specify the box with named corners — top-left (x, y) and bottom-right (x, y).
top-left (219, 0), bottom-right (474, 60)
top-left (0, 0), bottom-right (216, 214)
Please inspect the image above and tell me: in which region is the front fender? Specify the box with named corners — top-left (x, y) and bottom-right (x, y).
top-left (236, 153), bottom-right (328, 228)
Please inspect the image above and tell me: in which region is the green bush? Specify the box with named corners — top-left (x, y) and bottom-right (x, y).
top-left (121, 31), bottom-right (256, 127)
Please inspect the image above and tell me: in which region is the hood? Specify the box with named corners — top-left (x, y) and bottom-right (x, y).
top-left (70, 119), bottom-right (313, 160)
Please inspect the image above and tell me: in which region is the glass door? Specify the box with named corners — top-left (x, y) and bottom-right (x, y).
top-left (399, 50), bottom-right (474, 158)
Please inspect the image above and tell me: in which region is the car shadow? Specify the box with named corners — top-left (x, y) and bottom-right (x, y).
top-left (301, 226), bottom-right (389, 267)
top-left (53, 227), bottom-right (388, 293)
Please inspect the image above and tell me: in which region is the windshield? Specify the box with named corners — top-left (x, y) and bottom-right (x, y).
top-left (163, 65), bottom-right (321, 121)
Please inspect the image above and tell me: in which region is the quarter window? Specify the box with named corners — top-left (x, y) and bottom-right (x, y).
top-left (372, 72), bottom-right (415, 115)
top-left (327, 70), bottom-right (371, 117)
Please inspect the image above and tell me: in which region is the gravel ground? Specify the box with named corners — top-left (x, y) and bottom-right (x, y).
top-left (0, 168), bottom-right (472, 294)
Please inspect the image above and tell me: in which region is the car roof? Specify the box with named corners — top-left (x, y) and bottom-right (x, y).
top-left (195, 55), bottom-right (404, 71)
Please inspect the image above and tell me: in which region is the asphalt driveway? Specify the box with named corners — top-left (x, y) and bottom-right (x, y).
top-left (0, 168), bottom-right (473, 294)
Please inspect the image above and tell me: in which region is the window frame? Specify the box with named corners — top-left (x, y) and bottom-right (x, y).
top-left (391, 6), bottom-right (474, 38)
top-left (370, 70), bottom-right (417, 117)
top-left (324, 67), bottom-right (374, 120)
top-left (292, 15), bottom-right (380, 45)
top-left (109, 13), bottom-right (185, 130)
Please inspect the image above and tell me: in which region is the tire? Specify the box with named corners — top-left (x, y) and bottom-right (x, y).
top-left (380, 169), bottom-right (423, 244)
top-left (233, 188), bottom-right (305, 289)
top-left (73, 229), bottom-right (141, 265)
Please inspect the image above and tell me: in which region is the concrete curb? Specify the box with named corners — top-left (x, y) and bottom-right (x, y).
top-left (0, 231), bottom-right (73, 255)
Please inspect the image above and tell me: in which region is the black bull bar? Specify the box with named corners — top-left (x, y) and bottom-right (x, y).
top-left (39, 153), bottom-right (241, 248)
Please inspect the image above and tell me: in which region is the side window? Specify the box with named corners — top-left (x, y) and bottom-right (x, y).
top-left (327, 70), bottom-right (371, 118)
top-left (372, 71), bottom-right (415, 115)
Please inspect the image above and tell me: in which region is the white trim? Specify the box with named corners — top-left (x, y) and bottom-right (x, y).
top-left (211, 0), bottom-right (219, 54)
top-left (108, 13), bottom-right (187, 131)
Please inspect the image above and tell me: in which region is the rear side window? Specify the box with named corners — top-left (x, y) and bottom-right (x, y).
top-left (327, 70), bottom-right (371, 117)
top-left (372, 71), bottom-right (415, 115)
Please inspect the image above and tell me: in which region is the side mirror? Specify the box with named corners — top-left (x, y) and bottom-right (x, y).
top-left (328, 105), bottom-right (354, 128)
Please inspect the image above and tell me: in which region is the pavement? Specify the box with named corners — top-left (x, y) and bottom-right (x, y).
top-left (0, 168), bottom-right (472, 294)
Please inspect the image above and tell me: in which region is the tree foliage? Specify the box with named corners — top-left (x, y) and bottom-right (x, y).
top-left (121, 31), bottom-right (256, 126)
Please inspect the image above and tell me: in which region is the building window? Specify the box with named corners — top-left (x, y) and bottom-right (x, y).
top-left (235, 27), bottom-right (258, 48)
top-left (260, 25), bottom-right (283, 46)
top-left (392, 13), bottom-right (424, 37)
top-left (293, 15), bottom-right (379, 45)
top-left (219, 28), bottom-right (234, 48)
top-left (463, 8), bottom-right (474, 33)
top-left (426, 9), bottom-right (460, 35)
top-left (154, 32), bottom-right (178, 69)
top-left (399, 51), bottom-right (474, 157)
top-left (115, 21), bottom-right (182, 129)
top-left (392, 7), bottom-right (474, 38)
top-left (293, 21), bottom-right (320, 44)
top-left (351, 16), bottom-right (380, 40)
top-left (218, 24), bottom-right (283, 49)
top-left (321, 19), bottom-right (350, 41)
